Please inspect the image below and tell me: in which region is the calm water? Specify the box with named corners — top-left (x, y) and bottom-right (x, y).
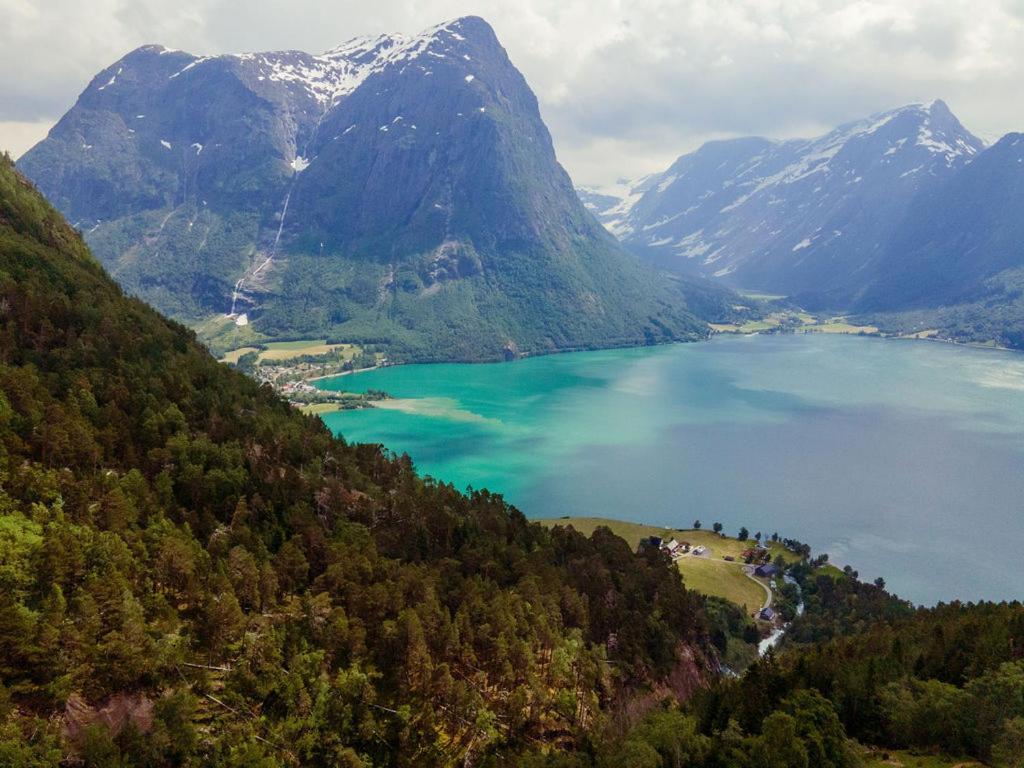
top-left (318, 335), bottom-right (1024, 605)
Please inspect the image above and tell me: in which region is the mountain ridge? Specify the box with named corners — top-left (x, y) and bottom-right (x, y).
top-left (586, 100), bottom-right (985, 303)
top-left (19, 16), bottom-right (736, 361)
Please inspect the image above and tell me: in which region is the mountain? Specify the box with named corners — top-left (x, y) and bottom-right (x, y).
top-left (598, 101), bottom-right (984, 303)
top-left (848, 133), bottom-right (1024, 347)
top-left (0, 154), bottom-right (722, 763)
top-left (17, 17), bottom-right (728, 361)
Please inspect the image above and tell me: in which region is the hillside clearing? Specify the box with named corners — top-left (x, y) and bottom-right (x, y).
top-left (538, 517), bottom-right (795, 609)
top-left (219, 339), bottom-right (361, 365)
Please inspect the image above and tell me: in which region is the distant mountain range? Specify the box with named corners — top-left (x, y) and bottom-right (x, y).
top-left (19, 17), bottom-right (737, 361)
top-left (582, 102), bottom-right (1024, 347)
top-left (585, 100), bottom-right (984, 297)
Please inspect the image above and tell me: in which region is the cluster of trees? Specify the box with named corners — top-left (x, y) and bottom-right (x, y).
top-left (0, 157), bottom-right (715, 766)
top-left (858, 269), bottom-right (1024, 351)
top-left (783, 563), bottom-right (914, 644)
top-left (519, 598), bottom-right (1024, 768)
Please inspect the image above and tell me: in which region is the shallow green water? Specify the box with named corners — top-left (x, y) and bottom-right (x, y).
top-left (319, 334), bottom-right (1024, 605)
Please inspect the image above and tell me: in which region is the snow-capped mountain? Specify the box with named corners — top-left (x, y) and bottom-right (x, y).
top-left (591, 100), bottom-right (984, 303)
top-left (853, 132), bottom-right (1024, 326)
top-left (19, 17), bottom-right (728, 360)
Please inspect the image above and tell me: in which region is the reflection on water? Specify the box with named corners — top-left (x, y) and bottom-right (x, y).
top-left (320, 335), bottom-right (1024, 605)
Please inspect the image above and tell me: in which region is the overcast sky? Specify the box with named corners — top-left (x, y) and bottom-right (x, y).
top-left (2, 0), bottom-right (1022, 186)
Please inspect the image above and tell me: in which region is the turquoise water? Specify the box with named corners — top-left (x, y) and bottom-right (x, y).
top-left (318, 335), bottom-right (1024, 605)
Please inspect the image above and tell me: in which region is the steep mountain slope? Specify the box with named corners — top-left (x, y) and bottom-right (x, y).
top-left (604, 101), bottom-right (983, 303)
top-left (18, 17), bottom-right (724, 361)
top-left (0, 155), bottom-right (716, 763)
top-left (849, 133), bottom-right (1024, 347)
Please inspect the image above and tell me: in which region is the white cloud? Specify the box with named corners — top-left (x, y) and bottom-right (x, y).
top-left (0, 0), bottom-right (1021, 184)
top-left (0, 121), bottom-right (54, 159)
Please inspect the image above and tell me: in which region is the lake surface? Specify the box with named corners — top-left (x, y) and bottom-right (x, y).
top-left (318, 334), bottom-right (1024, 605)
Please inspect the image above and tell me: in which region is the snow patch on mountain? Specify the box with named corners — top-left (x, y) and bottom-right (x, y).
top-left (166, 18), bottom-right (479, 108)
top-left (97, 67), bottom-right (122, 91)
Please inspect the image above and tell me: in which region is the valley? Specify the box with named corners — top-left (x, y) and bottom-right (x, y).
top-left (2, 4), bottom-right (1023, 765)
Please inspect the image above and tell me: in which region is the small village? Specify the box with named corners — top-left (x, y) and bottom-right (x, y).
top-left (221, 340), bottom-right (391, 412)
top-left (638, 532), bottom-right (793, 632)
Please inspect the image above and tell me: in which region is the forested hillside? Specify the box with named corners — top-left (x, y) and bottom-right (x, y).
top-left (0, 154), bottom-right (716, 765)
top-left (540, 564), bottom-right (1024, 768)
top-left (2, 152), bottom-right (1022, 768)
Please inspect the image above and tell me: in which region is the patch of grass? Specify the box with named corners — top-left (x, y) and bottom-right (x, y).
top-left (220, 339), bottom-right (363, 365)
top-left (676, 556), bottom-right (767, 612)
top-left (220, 346), bottom-right (259, 364)
top-left (722, 634), bottom-right (760, 672)
top-left (193, 313), bottom-right (236, 337)
top-left (299, 403), bottom-right (343, 415)
top-left (257, 339), bottom-right (357, 362)
top-left (259, 338), bottom-right (332, 351)
top-left (712, 310), bottom-right (884, 337)
top-left (200, 315), bottom-right (267, 356)
top-left (816, 563), bottom-right (846, 580)
top-left (798, 318), bottom-right (879, 335)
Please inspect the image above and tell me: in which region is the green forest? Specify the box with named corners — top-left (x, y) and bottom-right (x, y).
top-left (1, 154), bottom-right (1023, 767)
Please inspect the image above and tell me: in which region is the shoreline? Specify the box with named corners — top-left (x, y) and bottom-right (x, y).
top-left (309, 329), bottom-right (1021, 391)
top-left (308, 363), bottom-right (385, 383)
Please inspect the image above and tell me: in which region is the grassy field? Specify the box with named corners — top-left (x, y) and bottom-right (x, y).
top-left (799, 319), bottom-right (880, 335)
top-left (220, 346), bottom-right (260, 364)
top-left (712, 311), bottom-right (880, 337)
top-left (256, 339), bottom-right (357, 362)
top-left (861, 749), bottom-right (980, 767)
top-left (675, 556), bottom-right (767, 612)
top-left (196, 315), bottom-right (265, 356)
top-left (299, 402), bottom-right (344, 415)
top-left (219, 339), bottom-right (361, 365)
top-left (537, 517), bottom-right (797, 610)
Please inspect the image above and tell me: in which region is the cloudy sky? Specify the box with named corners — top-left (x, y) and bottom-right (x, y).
top-left (2, 0), bottom-right (1022, 186)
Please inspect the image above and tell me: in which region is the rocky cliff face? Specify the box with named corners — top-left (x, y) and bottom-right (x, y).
top-left (20, 17), bottom-right (728, 360)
